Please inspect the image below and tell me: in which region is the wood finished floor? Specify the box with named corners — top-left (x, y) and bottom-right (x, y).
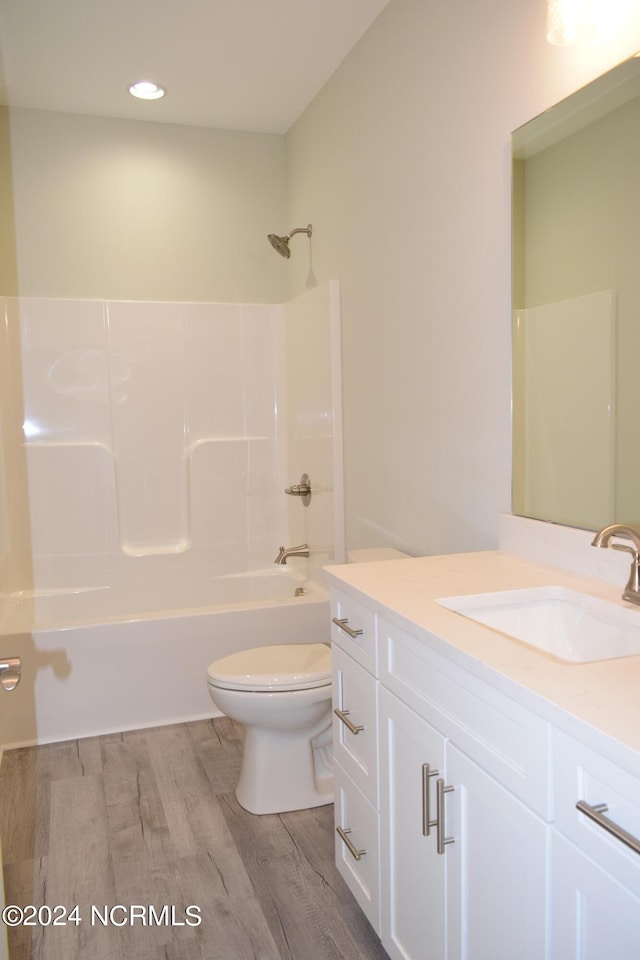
top-left (0, 718), bottom-right (388, 960)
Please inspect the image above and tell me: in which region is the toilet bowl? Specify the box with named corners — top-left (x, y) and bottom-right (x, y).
top-left (206, 643), bottom-right (333, 815)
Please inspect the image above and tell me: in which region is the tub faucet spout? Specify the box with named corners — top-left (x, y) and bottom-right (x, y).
top-left (274, 544), bottom-right (309, 565)
top-left (591, 523), bottom-right (640, 606)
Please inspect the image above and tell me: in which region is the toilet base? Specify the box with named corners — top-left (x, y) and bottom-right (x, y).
top-left (235, 722), bottom-right (334, 815)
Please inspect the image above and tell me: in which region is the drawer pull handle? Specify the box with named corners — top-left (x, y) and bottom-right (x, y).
top-left (436, 778), bottom-right (455, 855)
top-left (422, 763), bottom-right (439, 837)
top-left (334, 708), bottom-right (365, 735)
top-left (576, 800), bottom-right (640, 856)
top-left (332, 617), bottom-right (364, 639)
top-left (336, 826), bottom-right (366, 861)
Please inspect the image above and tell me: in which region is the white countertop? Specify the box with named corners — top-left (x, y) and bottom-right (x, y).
top-left (324, 551), bottom-right (640, 774)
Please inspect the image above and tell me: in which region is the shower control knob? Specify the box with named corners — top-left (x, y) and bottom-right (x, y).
top-left (0, 657), bottom-right (21, 692)
top-left (285, 482), bottom-right (311, 496)
top-left (284, 474), bottom-right (312, 506)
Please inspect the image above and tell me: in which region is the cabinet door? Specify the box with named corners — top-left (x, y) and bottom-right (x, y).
top-left (333, 763), bottom-right (381, 934)
top-left (553, 728), bottom-right (640, 895)
top-left (379, 687), bottom-right (446, 960)
top-left (551, 831), bottom-right (640, 960)
top-left (445, 744), bottom-right (549, 960)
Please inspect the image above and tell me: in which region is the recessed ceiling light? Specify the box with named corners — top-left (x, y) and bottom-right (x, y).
top-left (128, 81), bottom-right (165, 100)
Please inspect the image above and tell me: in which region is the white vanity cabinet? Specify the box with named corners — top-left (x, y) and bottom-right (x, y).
top-left (326, 549), bottom-right (640, 960)
top-left (329, 577), bottom-right (640, 960)
top-left (377, 615), bottom-right (550, 960)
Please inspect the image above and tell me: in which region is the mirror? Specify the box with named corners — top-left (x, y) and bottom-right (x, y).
top-left (511, 54), bottom-right (640, 532)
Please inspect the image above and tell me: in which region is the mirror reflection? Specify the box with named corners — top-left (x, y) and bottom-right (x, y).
top-left (512, 55), bottom-right (640, 532)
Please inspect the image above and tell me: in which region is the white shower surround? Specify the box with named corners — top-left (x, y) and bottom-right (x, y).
top-left (10, 281), bottom-right (342, 592)
top-left (0, 282), bottom-right (343, 747)
top-left (17, 293), bottom-right (284, 586)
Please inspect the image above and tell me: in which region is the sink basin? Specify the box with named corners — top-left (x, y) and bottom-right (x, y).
top-left (436, 586), bottom-right (640, 663)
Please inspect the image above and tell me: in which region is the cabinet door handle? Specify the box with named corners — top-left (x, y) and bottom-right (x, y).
top-left (422, 762), bottom-right (439, 837)
top-left (332, 617), bottom-right (364, 639)
top-left (334, 708), bottom-right (365, 735)
top-left (436, 778), bottom-right (455, 855)
top-left (336, 826), bottom-right (366, 861)
top-left (576, 800), bottom-right (640, 856)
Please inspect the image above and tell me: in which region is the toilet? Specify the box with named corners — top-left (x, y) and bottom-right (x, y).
top-left (206, 643), bottom-right (333, 815)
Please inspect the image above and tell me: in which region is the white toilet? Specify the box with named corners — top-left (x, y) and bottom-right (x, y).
top-left (206, 642), bottom-right (333, 815)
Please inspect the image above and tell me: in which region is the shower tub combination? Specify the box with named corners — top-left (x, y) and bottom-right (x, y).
top-left (0, 569), bottom-right (330, 749)
top-left (0, 283), bottom-right (343, 748)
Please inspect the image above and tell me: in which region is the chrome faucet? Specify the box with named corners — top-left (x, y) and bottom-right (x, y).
top-left (591, 523), bottom-right (640, 606)
top-left (274, 543), bottom-right (309, 565)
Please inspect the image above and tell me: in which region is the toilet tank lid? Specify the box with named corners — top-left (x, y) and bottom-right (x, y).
top-left (206, 643), bottom-right (331, 691)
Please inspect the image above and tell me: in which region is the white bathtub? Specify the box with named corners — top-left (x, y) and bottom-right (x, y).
top-left (0, 570), bottom-right (330, 749)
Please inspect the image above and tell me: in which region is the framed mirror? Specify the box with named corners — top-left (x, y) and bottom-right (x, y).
top-left (512, 54), bottom-right (640, 532)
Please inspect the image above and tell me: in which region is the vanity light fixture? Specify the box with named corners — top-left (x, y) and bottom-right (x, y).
top-left (546, 0), bottom-right (580, 45)
top-left (128, 80), bottom-right (165, 100)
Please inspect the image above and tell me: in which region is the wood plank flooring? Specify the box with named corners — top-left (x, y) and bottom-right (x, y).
top-left (0, 719), bottom-right (388, 960)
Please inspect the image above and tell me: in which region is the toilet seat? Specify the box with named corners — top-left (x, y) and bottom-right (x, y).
top-left (207, 643), bottom-right (331, 692)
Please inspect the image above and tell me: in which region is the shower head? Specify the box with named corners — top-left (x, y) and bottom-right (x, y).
top-left (267, 224), bottom-right (312, 258)
top-left (268, 233), bottom-right (292, 258)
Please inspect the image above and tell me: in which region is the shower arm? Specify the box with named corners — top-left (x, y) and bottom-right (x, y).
top-left (288, 224), bottom-right (312, 239)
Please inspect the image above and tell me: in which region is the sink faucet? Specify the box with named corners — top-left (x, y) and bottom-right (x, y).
top-left (591, 523), bottom-right (640, 606)
top-left (274, 543), bottom-right (309, 565)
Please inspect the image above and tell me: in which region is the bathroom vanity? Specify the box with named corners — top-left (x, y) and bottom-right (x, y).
top-left (326, 550), bottom-right (640, 960)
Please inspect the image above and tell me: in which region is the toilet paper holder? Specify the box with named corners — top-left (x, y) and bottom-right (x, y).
top-left (0, 657), bottom-right (21, 692)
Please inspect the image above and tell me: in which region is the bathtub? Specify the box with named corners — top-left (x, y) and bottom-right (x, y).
top-left (0, 569), bottom-right (330, 749)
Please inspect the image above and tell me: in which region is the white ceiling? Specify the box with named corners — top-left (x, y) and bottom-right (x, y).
top-left (0, 0), bottom-right (392, 134)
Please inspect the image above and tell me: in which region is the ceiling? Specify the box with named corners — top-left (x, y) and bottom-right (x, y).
top-left (0, 0), bottom-right (392, 134)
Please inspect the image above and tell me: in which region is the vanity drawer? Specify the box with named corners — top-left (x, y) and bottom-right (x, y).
top-left (378, 616), bottom-right (551, 817)
top-left (331, 591), bottom-right (377, 675)
top-left (553, 729), bottom-right (640, 894)
top-left (332, 644), bottom-right (379, 807)
top-left (334, 762), bottom-right (380, 934)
